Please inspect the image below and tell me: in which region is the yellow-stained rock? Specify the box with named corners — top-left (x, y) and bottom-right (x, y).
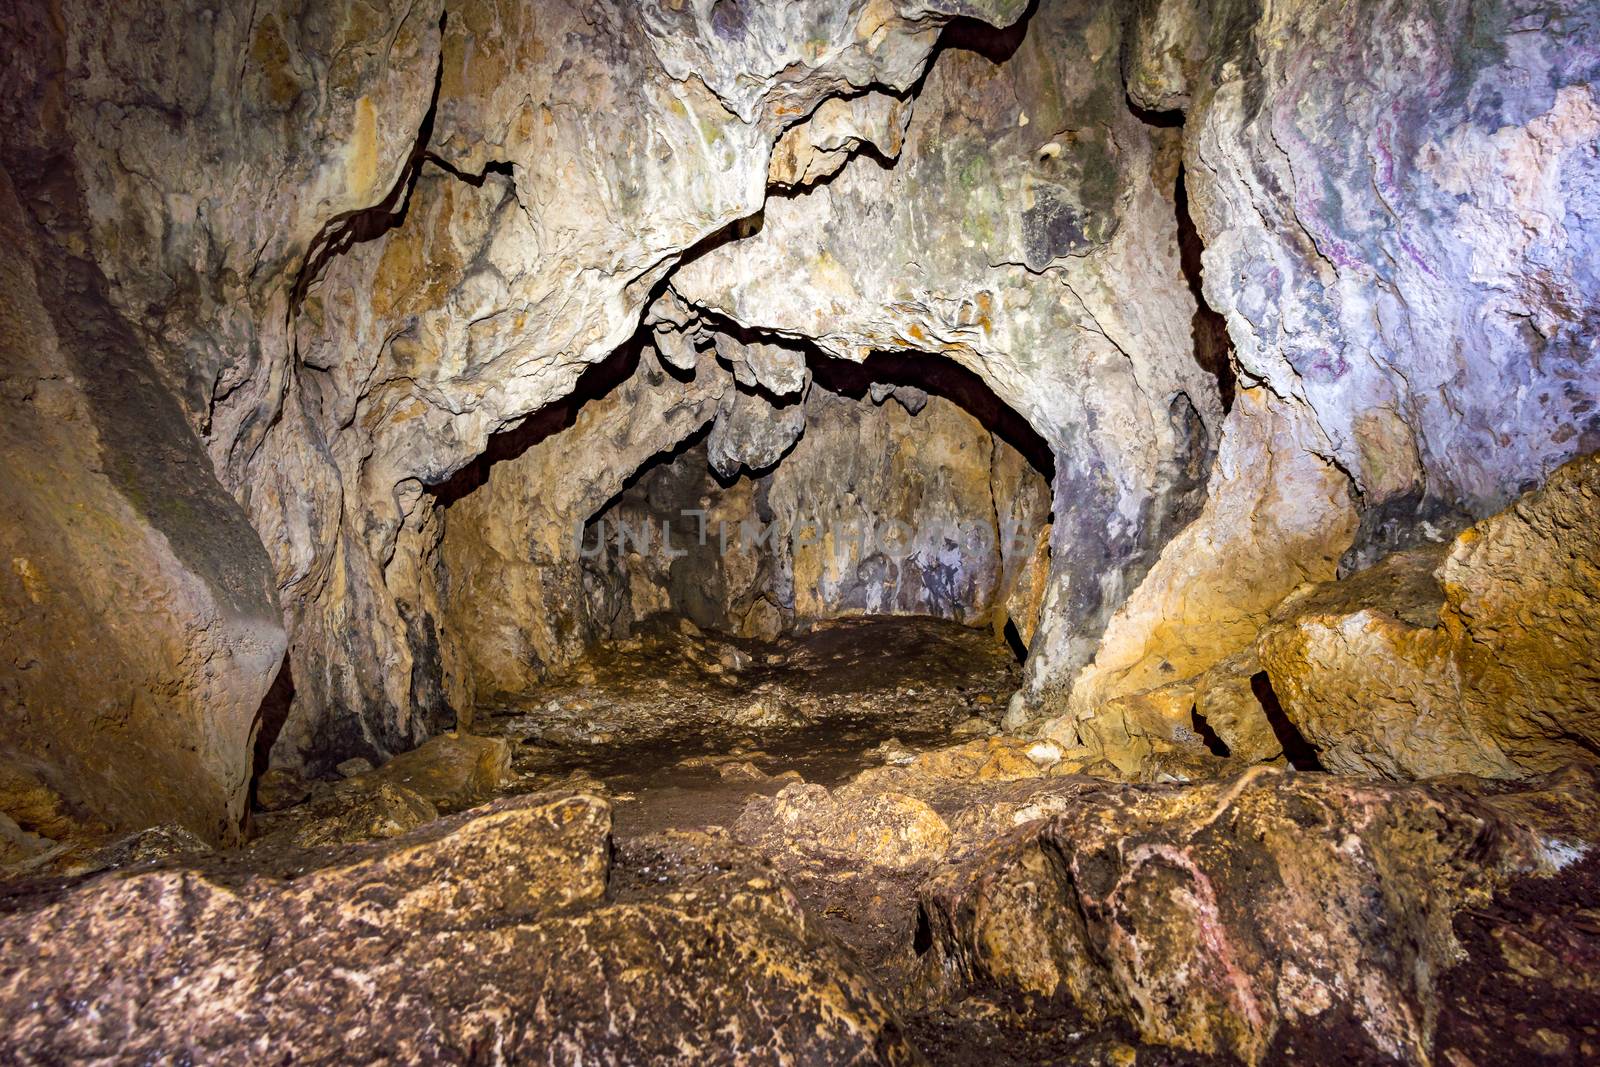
top-left (354, 732), bottom-right (511, 811)
top-left (735, 782), bottom-right (952, 871)
top-left (1257, 452), bottom-right (1600, 779)
top-left (1049, 389), bottom-right (1358, 763)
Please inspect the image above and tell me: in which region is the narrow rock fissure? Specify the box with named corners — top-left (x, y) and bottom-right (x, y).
top-left (1253, 671), bottom-right (1325, 773)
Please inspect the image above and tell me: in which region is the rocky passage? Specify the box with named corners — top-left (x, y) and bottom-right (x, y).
top-left (2, 0), bottom-right (1599, 1061)
top-left (4, 617), bottom-right (1598, 1063)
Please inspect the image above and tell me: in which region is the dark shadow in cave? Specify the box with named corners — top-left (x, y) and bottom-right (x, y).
top-left (811, 349), bottom-right (1056, 483)
top-left (1002, 618), bottom-right (1029, 664)
top-left (1123, 96), bottom-right (1236, 413)
top-left (426, 331), bottom-right (648, 507)
top-left (582, 420), bottom-right (719, 530)
top-left (1175, 164), bottom-right (1236, 412)
top-left (912, 903), bottom-right (934, 956)
top-left (1253, 671), bottom-right (1324, 771)
top-left (248, 652), bottom-right (295, 811)
top-left (936, 0), bottom-right (1038, 65)
top-left (1190, 705), bottom-right (1232, 757)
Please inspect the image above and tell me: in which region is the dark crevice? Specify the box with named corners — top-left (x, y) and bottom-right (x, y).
top-left (664, 211), bottom-right (766, 287)
top-left (936, 0), bottom-right (1038, 65)
top-left (1126, 99), bottom-right (1186, 128)
top-left (1190, 705), bottom-right (1231, 757)
top-left (1175, 164), bottom-right (1235, 412)
top-left (248, 652), bottom-right (295, 810)
top-left (423, 152), bottom-right (516, 188)
top-left (289, 12), bottom-right (447, 314)
top-left (1002, 618), bottom-right (1029, 664)
top-left (912, 904), bottom-right (934, 956)
top-left (767, 138), bottom-right (898, 199)
top-left (810, 349), bottom-right (1055, 482)
top-left (1252, 671), bottom-right (1324, 771)
top-left (426, 329), bottom-right (649, 506)
top-left (583, 421), bottom-right (718, 529)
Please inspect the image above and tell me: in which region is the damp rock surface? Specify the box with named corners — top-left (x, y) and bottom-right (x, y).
top-left (0, 791), bottom-right (918, 1065)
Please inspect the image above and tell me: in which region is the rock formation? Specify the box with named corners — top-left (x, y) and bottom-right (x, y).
top-left (1, 0), bottom-right (1598, 1059)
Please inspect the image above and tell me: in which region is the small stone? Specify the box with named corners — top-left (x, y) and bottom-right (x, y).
top-left (365, 734), bottom-right (512, 810)
top-left (1025, 741), bottom-right (1063, 768)
top-left (1001, 690), bottom-right (1032, 732)
top-left (718, 761), bottom-right (769, 782)
top-left (255, 767), bottom-right (311, 811)
top-left (871, 738), bottom-right (917, 765)
top-left (337, 757), bottom-right (375, 779)
top-left (1106, 1042), bottom-right (1137, 1067)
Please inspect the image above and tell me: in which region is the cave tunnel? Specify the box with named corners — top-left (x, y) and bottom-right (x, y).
top-left (423, 324), bottom-right (1059, 824)
top-left (2, 0), bottom-right (1599, 1061)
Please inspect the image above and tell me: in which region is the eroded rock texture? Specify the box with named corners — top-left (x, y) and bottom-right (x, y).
top-left (671, 0), bottom-right (1225, 707)
top-left (0, 791), bottom-right (916, 1063)
top-left (2, 0), bottom-right (1038, 800)
top-left (0, 0), bottom-right (1597, 947)
top-left (908, 765), bottom-right (1600, 1064)
top-left (1052, 0), bottom-right (1600, 753)
top-left (0, 147), bottom-right (284, 845)
top-left (269, 0), bottom-right (1034, 770)
top-left (1257, 451), bottom-right (1600, 779)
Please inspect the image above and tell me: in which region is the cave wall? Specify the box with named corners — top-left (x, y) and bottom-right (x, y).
top-left (3, 0), bottom-right (1034, 786)
top-left (1046, 0), bottom-right (1600, 753)
top-left (439, 344), bottom-right (735, 704)
top-left (667, 0), bottom-right (1226, 713)
top-left (578, 385), bottom-right (1052, 645)
top-left (1, 0), bottom-right (1595, 831)
top-left (0, 152), bottom-right (284, 845)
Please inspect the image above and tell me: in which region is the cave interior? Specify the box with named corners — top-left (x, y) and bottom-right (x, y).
top-left (1, 0), bottom-right (1598, 1062)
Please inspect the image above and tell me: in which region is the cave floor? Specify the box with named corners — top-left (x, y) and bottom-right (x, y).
top-left (11, 617), bottom-right (1596, 1064)
top-left (480, 615), bottom-right (1022, 839)
top-left (474, 616), bottom-right (1146, 1064)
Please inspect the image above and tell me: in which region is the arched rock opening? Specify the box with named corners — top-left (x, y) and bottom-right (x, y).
top-left (433, 329), bottom-right (1054, 723)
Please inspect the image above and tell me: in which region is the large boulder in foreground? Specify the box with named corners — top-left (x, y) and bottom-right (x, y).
top-left (910, 764), bottom-right (1600, 1065)
top-left (1258, 452), bottom-right (1600, 779)
top-left (0, 791), bottom-right (913, 1063)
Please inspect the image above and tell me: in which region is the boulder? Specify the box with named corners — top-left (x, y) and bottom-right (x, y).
top-left (354, 732), bottom-right (511, 811)
top-left (1257, 453), bottom-right (1600, 779)
top-left (736, 782), bottom-right (952, 873)
top-left (267, 782), bottom-right (439, 850)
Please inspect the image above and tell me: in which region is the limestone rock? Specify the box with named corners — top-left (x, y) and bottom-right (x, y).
top-left (265, 783), bottom-right (439, 850)
top-left (335, 757), bottom-right (374, 779)
top-left (672, 0), bottom-right (1225, 702)
top-left (1, 0), bottom-right (1030, 783)
top-left (1191, 649), bottom-right (1282, 764)
top-left (736, 782), bottom-right (952, 872)
top-left (0, 791), bottom-right (915, 1063)
top-left (1055, 388), bottom-right (1358, 757)
top-left (768, 92), bottom-right (912, 190)
top-left (441, 345), bottom-right (735, 699)
top-left (1167, 0), bottom-right (1600, 520)
top-left (355, 732), bottom-right (511, 811)
top-left (912, 765), bottom-right (1600, 1064)
top-left (1257, 452), bottom-right (1600, 779)
top-left (0, 153), bottom-right (285, 846)
top-left (707, 385), bottom-right (808, 478)
top-left (716, 334), bottom-right (810, 398)
top-left (253, 768), bottom-right (311, 813)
